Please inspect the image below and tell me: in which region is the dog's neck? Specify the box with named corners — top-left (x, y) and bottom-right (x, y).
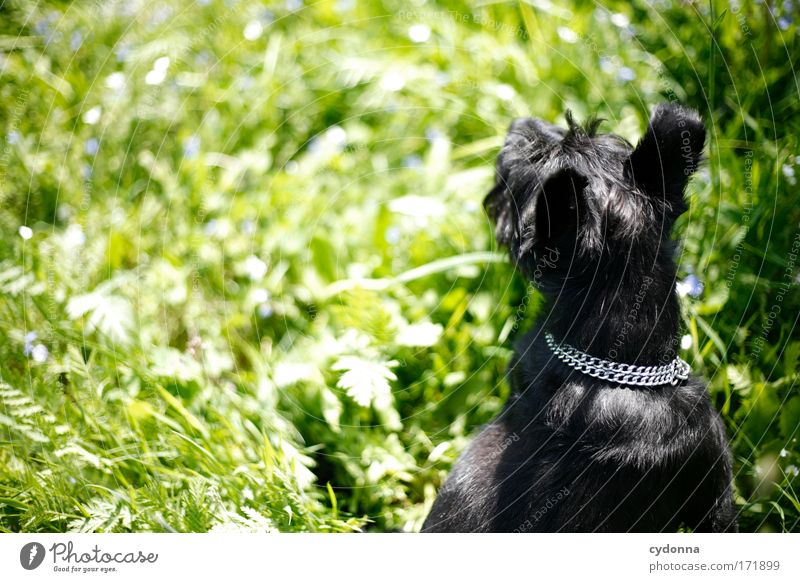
top-left (540, 258), bottom-right (681, 366)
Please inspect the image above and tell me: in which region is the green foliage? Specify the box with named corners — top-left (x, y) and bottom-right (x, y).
top-left (0, 0), bottom-right (798, 532)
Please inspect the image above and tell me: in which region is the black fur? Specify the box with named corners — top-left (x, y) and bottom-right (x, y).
top-left (423, 104), bottom-right (737, 533)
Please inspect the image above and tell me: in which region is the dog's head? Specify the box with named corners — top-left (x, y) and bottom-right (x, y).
top-left (484, 103), bottom-right (705, 287)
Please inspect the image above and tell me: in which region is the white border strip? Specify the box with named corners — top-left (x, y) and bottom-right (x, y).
top-left (1, 533), bottom-right (797, 581)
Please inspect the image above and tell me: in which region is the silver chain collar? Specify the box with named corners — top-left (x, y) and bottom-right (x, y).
top-left (544, 332), bottom-right (691, 387)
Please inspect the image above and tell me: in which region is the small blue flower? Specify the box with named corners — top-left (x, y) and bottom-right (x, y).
top-left (258, 303), bottom-right (274, 318)
top-left (425, 128), bottom-right (444, 143)
top-left (70, 31), bottom-right (83, 52)
top-left (617, 67), bottom-right (636, 82)
top-left (778, 16), bottom-right (791, 30)
top-left (151, 6), bottom-right (173, 26)
top-left (241, 219), bottom-right (256, 235)
top-left (677, 274), bottom-right (704, 298)
top-left (23, 332), bottom-right (48, 362)
top-left (402, 154), bottom-right (423, 169)
top-left (23, 331), bottom-right (38, 356)
top-left (85, 138), bottom-right (99, 156)
top-left (285, 0), bottom-right (303, 11)
top-left (195, 50), bottom-right (213, 67)
top-left (7, 131), bottom-right (20, 145)
top-left (183, 135), bottom-right (201, 159)
top-left (385, 226), bottom-right (401, 245)
top-left (116, 45), bottom-right (131, 62)
top-left (34, 19), bottom-right (51, 37)
top-left (620, 25), bottom-right (636, 40)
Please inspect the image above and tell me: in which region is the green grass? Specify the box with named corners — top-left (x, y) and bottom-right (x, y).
top-left (0, 0), bottom-right (798, 532)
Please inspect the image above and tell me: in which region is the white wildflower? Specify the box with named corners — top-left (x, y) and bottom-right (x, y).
top-left (380, 71), bottom-right (405, 92)
top-left (333, 356), bottom-right (397, 409)
top-left (388, 195), bottom-right (446, 218)
top-left (31, 344), bottom-right (49, 363)
top-left (557, 26), bottom-right (578, 43)
top-left (242, 255), bottom-right (268, 281)
top-left (105, 72), bottom-right (126, 91)
top-left (244, 20), bottom-right (264, 41)
top-left (408, 24), bottom-right (431, 43)
top-left (397, 322), bottom-right (443, 347)
top-left (82, 106), bottom-right (101, 125)
top-left (495, 83), bottom-right (516, 101)
top-left (145, 57), bottom-right (170, 85)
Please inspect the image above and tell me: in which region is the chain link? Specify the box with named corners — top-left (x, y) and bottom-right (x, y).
top-left (544, 332), bottom-right (691, 387)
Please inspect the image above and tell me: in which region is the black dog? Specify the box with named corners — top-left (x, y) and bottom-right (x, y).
top-left (423, 104), bottom-right (737, 532)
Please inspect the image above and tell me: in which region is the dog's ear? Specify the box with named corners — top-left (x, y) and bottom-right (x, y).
top-left (484, 118), bottom-right (566, 247)
top-left (626, 103), bottom-right (705, 219)
top-left (507, 117), bottom-right (566, 147)
top-left (530, 168), bottom-right (587, 249)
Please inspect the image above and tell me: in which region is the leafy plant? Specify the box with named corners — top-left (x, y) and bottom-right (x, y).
top-left (0, 0), bottom-right (797, 532)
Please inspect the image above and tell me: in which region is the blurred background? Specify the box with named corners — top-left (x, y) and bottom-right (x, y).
top-left (0, 0), bottom-right (798, 532)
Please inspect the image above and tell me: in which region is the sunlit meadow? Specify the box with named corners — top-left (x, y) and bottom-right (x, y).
top-left (0, 0), bottom-right (798, 532)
